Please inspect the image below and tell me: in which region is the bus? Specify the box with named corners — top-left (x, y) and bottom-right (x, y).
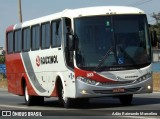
top-left (6, 6), bottom-right (152, 108)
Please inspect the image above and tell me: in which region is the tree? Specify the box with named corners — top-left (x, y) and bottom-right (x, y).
top-left (151, 12), bottom-right (160, 48)
top-left (0, 56), bottom-right (5, 64)
top-left (152, 12), bottom-right (160, 24)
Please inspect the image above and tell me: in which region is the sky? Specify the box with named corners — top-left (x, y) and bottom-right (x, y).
top-left (0, 0), bottom-right (159, 47)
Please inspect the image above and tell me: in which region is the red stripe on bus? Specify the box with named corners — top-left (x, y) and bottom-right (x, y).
top-left (74, 67), bottom-right (115, 83)
top-left (6, 53), bottom-right (38, 96)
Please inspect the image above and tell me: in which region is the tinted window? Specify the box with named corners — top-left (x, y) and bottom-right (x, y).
top-left (15, 29), bottom-right (22, 52)
top-left (31, 25), bottom-right (40, 50)
top-left (41, 22), bottom-right (50, 49)
top-left (7, 32), bottom-right (14, 53)
top-left (51, 20), bottom-right (62, 47)
top-left (23, 27), bottom-right (31, 51)
top-left (51, 22), bottom-right (57, 47)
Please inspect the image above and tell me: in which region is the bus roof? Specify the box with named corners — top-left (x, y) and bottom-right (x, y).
top-left (8, 6), bottom-right (145, 30)
top-left (63, 6), bottom-right (145, 18)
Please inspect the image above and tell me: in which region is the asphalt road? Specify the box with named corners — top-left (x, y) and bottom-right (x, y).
top-left (0, 88), bottom-right (160, 119)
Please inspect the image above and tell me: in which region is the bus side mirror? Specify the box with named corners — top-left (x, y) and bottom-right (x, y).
top-left (67, 34), bottom-right (75, 51)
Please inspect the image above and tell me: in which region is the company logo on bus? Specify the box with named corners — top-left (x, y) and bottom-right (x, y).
top-left (36, 56), bottom-right (41, 67)
top-left (36, 55), bottom-right (58, 67)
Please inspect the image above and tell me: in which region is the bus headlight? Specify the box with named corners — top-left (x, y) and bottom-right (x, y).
top-left (137, 72), bottom-right (151, 82)
top-left (147, 85), bottom-right (151, 90)
top-left (77, 76), bottom-right (97, 85)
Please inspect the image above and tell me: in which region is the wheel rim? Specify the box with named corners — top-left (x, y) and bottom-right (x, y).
top-left (62, 89), bottom-right (64, 99)
top-left (25, 86), bottom-right (29, 102)
top-left (62, 88), bottom-right (66, 103)
top-left (62, 87), bottom-right (70, 105)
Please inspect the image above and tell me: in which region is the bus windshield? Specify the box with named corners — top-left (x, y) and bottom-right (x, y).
top-left (74, 15), bottom-right (151, 71)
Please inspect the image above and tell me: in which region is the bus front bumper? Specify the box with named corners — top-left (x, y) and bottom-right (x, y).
top-left (75, 77), bottom-right (153, 98)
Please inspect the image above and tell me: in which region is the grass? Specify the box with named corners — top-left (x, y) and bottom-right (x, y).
top-left (0, 79), bottom-right (7, 89)
top-left (0, 74), bottom-right (7, 88)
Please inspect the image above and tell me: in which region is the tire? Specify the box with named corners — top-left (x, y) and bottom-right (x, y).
top-left (75, 98), bottom-right (90, 106)
top-left (24, 85), bottom-right (44, 106)
top-left (34, 96), bottom-right (44, 106)
top-left (24, 85), bottom-right (35, 106)
top-left (58, 82), bottom-right (73, 108)
top-left (119, 94), bottom-right (133, 106)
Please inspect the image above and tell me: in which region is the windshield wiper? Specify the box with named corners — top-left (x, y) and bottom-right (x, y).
top-left (118, 46), bottom-right (139, 69)
top-left (94, 47), bottom-right (113, 71)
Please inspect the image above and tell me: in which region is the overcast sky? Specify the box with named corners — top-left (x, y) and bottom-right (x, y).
top-left (0, 0), bottom-right (159, 47)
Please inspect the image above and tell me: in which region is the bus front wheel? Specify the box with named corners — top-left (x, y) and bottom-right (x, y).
top-left (58, 82), bottom-right (73, 108)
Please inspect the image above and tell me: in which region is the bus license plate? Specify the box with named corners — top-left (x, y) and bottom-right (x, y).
top-left (112, 88), bottom-right (125, 93)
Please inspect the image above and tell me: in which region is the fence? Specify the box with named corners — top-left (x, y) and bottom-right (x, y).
top-left (0, 64), bottom-right (6, 78)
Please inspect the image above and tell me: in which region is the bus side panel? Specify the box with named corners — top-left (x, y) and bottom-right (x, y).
top-left (6, 54), bottom-right (19, 94)
top-left (7, 73), bottom-right (16, 94)
top-left (6, 53), bottom-right (38, 96)
top-left (17, 73), bottom-right (38, 96)
top-left (50, 84), bottom-right (58, 97)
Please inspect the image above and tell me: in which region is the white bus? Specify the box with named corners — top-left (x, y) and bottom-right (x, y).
top-left (6, 6), bottom-right (152, 108)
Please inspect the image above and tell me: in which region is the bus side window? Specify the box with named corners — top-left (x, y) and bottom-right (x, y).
top-left (22, 27), bottom-right (31, 52)
top-left (7, 32), bottom-right (14, 53)
top-left (57, 21), bottom-right (62, 47)
top-left (51, 20), bottom-right (62, 47)
top-left (41, 22), bottom-right (51, 49)
top-left (31, 25), bottom-right (40, 50)
top-left (15, 29), bottom-right (22, 53)
top-left (51, 22), bottom-right (56, 47)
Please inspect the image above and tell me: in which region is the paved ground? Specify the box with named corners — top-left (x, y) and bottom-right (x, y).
top-left (0, 88), bottom-right (160, 118)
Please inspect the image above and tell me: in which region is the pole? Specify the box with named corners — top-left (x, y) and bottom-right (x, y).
top-left (18, 0), bottom-right (22, 22)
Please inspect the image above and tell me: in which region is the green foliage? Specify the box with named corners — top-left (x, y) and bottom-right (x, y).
top-left (151, 12), bottom-right (160, 41)
top-left (0, 56), bottom-right (5, 64)
top-left (150, 13), bottom-right (160, 44)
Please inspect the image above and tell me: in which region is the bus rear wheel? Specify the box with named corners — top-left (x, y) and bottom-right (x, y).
top-left (24, 85), bottom-right (34, 106)
top-left (119, 94), bottom-right (133, 105)
top-left (24, 85), bottom-right (44, 106)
